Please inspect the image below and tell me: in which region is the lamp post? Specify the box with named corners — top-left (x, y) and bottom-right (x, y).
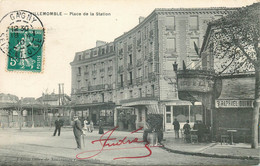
top-left (32, 105), bottom-right (34, 128)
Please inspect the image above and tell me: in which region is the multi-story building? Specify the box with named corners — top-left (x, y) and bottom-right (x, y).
top-left (70, 41), bottom-right (116, 126)
top-left (71, 7), bottom-right (237, 130)
top-left (114, 8), bottom-right (236, 131)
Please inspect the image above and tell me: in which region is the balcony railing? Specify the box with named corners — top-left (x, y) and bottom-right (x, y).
top-left (136, 76), bottom-right (143, 85)
top-left (148, 73), bottom-right (156, 82)
top-left (148, 53), bottom-right (153, 62)
top-left (128, 45), bottom-right (132, 52)
top-left (120, 96), bottom-right (158, 105)
top-left (118, 66), bottom-right (124, 73)
top-left (166, 25), bottom-right (175, 31)
top-left (137, 39), bottom-right (141, 51)
top-left (176, 69), bottom-right (217, 102)
top-left (127, 63), bottom-right (133, 70)
top-left (92, 70), bottom-right (97, 75)
top-left (128, 80), bottom-right (133, 85)
top-left (88, 84), bottom-right (105, 91)
top-left (105, 84), bottom-right (113, 90)
top-left (136, 59), bottom-right (142, 67)
top-left (149, 30), bottom-right (154, 39)
top-left (107, 66), bottom-right (113, 71)
top-left (119, 48), bottom-right (123, 56)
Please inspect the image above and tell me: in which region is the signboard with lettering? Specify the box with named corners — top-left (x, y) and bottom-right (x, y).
top-left (122, 100), bottom-right (158, 107)
top-left (215, 100), bottom-right (253, 108)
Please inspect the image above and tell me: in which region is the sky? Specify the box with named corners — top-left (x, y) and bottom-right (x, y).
top-left (0, 0), bottom-right (258, 99)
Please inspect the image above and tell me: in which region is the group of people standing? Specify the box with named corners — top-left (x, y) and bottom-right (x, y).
top-left (52, 115), bottom-right (104, 150)
top-left (173, 118), bottom-right (208, 142)
top-left (172, 118), bottom-right (191, 142)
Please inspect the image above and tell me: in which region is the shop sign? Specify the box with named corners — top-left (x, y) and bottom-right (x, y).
top-left (122, 100), bottom-right (158, 107)
top-left (178, 77), bottom-right (214, 93)
top-left (215, 100), bottom-right (253, 108)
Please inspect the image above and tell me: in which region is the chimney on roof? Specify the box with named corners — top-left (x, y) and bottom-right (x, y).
top-left (139, 16), bottom-right (145, 23)
top-left (96, 40), bottom-right (107, 47)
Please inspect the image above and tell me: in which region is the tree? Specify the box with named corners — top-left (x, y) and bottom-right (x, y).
top-left (208, 3), bottom-right (260, 148)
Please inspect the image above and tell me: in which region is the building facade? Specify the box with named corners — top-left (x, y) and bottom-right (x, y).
top-left (114, 8), bottom-right (236, 131)
top-left (70, 41), bottom-right (116, 126)
top-left (71, 7), bottom-right (237, 130)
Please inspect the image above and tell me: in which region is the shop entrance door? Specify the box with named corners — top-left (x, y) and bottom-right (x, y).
top-left (92, 114), bottom-right (97, 125)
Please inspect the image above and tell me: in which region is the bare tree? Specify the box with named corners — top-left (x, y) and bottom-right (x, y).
top-left (208, 3), bottom-right (259, 148)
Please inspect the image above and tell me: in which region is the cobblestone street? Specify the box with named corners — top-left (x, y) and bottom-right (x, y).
top-left (0, 128), bottom-right (258, 165)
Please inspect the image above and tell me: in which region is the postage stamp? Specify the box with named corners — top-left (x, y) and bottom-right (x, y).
top-left (7, 28), bottom-right (44, 72)
top-left (0, 10), bottom-right (44, 72)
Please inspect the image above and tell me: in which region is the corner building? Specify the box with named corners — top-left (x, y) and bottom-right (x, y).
top-left (114, 8), bottom-right (236, 131)
top-left (71, 8), bottom-right (236, 130)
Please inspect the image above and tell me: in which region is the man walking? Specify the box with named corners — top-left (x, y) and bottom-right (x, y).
top-left (172, 118), bottom-right (180, 138)
top-left (73, 116), bottom-right (83, 150)
top-left (53, 116), bottom-right (63, 136)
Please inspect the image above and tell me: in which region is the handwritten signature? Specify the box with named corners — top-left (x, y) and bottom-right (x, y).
top-left (76, 126), bottom-right (163, 160)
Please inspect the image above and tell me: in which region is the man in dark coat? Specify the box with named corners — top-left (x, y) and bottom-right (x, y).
top-left (183, 120), bottom-right (191, 142)
top-left (53, 116), bottom-right (63, 136)
top-left (73, 116), bottom-right (83, 150)
top-left (172, 118), bottom-right (180, 138)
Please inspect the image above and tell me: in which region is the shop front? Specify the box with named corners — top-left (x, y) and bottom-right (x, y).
top-left (72, 102), bottom-right (115, 127)
top-left (117, 99), bottom-right (160, 130)
top-left (215, 99), bottom-right (254, 143)
top-left (163, 101), bottom-right (204, 131)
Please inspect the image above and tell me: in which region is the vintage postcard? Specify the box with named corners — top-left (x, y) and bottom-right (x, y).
top-left (0, 0), bottom-right (259, 165)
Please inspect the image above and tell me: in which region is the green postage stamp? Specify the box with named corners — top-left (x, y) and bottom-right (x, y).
top-left (7, 28), bottom-right (44, 72)
top-left (0, 10), bottom-right (45, 73)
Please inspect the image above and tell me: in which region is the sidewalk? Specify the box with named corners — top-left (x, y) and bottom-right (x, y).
top-left (162, 132), bottom-right (260, 160)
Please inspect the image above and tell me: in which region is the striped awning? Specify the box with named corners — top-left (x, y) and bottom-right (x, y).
top-left (146, 104), bottom-right (162, 114)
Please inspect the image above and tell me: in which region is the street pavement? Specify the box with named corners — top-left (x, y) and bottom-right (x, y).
top-left (162, 132), bottom-right (260, 160)
top-left (0, 127), bottom-right (259, 166)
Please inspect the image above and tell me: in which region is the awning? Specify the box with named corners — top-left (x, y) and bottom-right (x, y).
top-left (146, 104), bottom-right (161, 114)
top-left (72, 102), bottom-right (116, 110)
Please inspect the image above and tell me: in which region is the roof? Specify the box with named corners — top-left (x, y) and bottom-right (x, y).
top-left (115, 7), bottom-right (238, 41)
top-left (37, 93), bottom-right (71, 102)
top-left (218, 75), bottom-right (255, 100)
top-left (0, 93), bottom-right (19, 103)
top-left (200, 2), bottom-right (259, 54)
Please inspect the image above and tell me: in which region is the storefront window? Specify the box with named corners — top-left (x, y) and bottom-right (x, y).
top-left (99, 109), bottom-right (114, 126)
top-left (166, 106), bottom-right (171, 112)
top-left (190, 105), bottom-right (203, 122)
top-left (172, 105), bottom-right (189, 123)
top-left (166, 114), bottom-right (171, 123)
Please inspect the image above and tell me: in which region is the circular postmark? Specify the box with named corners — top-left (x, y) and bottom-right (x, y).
top-left (0, 10), bottom-right (44, 59)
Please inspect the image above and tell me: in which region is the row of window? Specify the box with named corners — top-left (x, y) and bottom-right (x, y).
top-left (78, 45), bottom-right (115, 61)
top-left (165, 15), bottom-right (200, 30)
top-left (119, 64), bottom-right (154, 87)
top-left (77, 75), bottom-right (114, 89)
top-left (77, 60), bottom-right (113, 75)
top-left (120, 85), bottom-right (155, 99)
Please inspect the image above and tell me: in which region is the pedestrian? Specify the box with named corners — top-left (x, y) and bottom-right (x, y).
top-left (86, 118), bottom-right (91, 132)
top-left (183, 120), bottom-right (191, 142)
top-left (172, 118), bottom-right (180, 138)
top-left (90, 120), bottom-right (94, 132)
top-left (83, 118), bottom-right (88, 135)
top-left (98, 119), bottom-right (104, 134)
top-left (73, 116), bottom-right (83, 150)
top-left (53, 116), bottom-right (63, 136)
